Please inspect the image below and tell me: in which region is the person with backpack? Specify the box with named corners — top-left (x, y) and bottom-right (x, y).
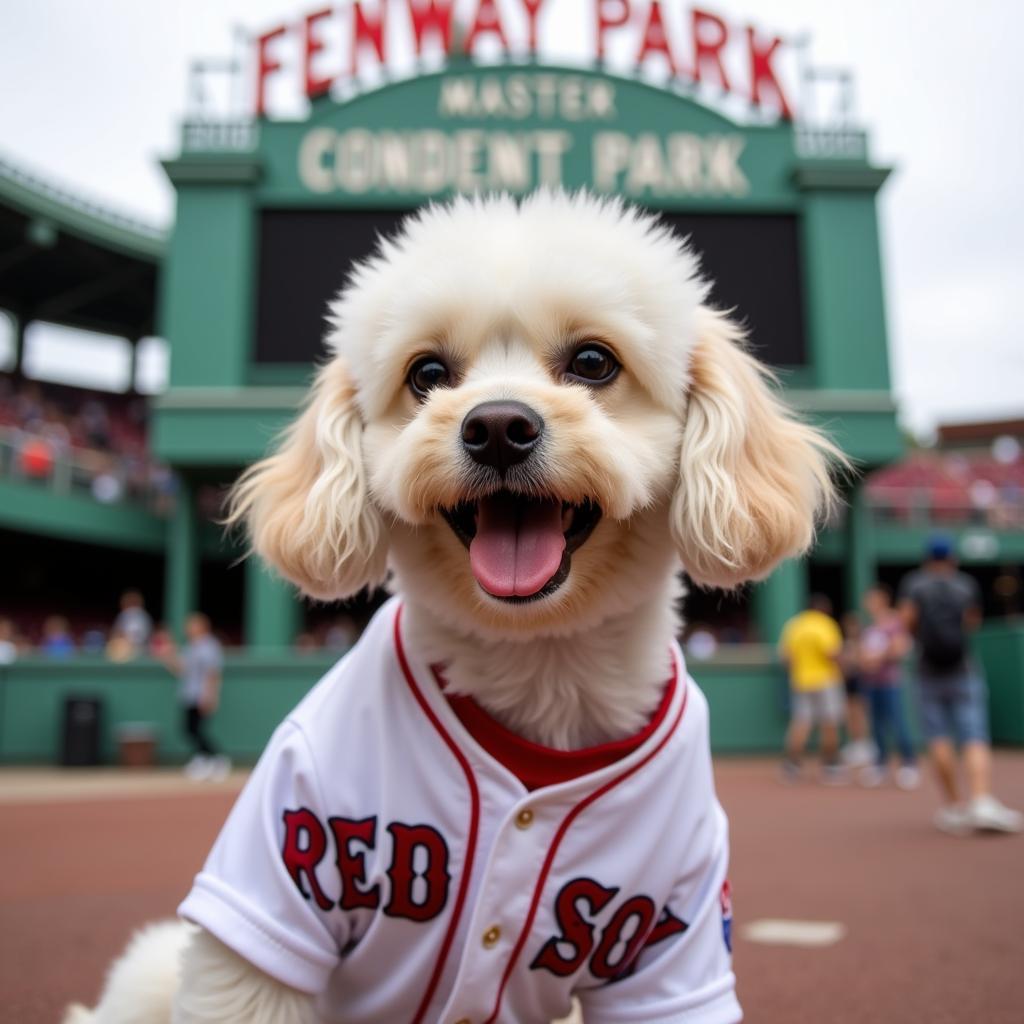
top-left (899, 536), bottom-right (1022, 834)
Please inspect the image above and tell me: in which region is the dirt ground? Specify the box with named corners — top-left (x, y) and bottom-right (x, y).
top-left (2, 754), bottom-right (1023, 1023)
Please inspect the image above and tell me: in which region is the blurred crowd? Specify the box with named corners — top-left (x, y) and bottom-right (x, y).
top-left (778, 536), bottom-right (1022, 836)
top-left (0, 591), bottom-right (174, 664)
top-left (866, 437), bottom-right (1024, 529)
top-left (0, 376), bottom-right (176, 510)
top-left (0, 590), bottom-right (360, 664)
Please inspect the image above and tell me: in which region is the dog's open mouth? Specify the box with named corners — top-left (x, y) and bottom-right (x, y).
top-left (441, 492), bottom-right (602, 603)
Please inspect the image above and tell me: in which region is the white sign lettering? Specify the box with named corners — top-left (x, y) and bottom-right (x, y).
top-left (298, 126), bottom-right (748, 197)
top-left (438, 74), bottom-right (617, 121)
top-left (299, 127), bottom-right (573, 194)
top-left (593, 132), bottom-right (748, 196)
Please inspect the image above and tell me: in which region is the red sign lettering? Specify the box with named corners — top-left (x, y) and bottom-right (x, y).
top-left (304, 8), bottom-right (334, 100)
top-left (407, 0), bottom-right (455, 53)
top-left (351, 0), bottom-right (387, 74)
top-left (692, 7), bottom-right (730, 90)
top-left (255, 24), bottom-right (287, 118)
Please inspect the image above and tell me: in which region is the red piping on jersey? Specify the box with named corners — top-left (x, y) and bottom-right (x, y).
top-left (393, 605), bottom-right (481, 1024)
top-left (482, 667), bottom-right (688, 1024)
top-left (434, 667), bottom-right (677, 790)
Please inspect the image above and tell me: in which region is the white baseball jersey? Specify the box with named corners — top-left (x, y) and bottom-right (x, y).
top-left (179, 597), bottom-right (741, 1024)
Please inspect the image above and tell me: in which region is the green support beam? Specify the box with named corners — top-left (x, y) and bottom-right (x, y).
top-left (798, 178), bottom-right (893, 394)
top-left (844, 482), bottom-right (875, 616)
top-left (752, 558), bottom-right (808, 646)
top-left (245, 560), bottom-right (302, 649)
top-left (159, 169), bottom-right (261, 388)
top-left (165, 476), bottom-right (198, 641)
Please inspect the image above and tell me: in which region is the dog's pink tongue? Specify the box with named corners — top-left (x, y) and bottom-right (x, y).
top-left (470, 495), bottom-right (565, 598)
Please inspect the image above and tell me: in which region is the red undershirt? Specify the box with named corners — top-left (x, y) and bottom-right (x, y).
top-left (432, 659), bottom-right (678, 791)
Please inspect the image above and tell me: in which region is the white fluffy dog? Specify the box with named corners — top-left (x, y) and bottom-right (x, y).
top-left (67, 192), bottom-right (836, 1024)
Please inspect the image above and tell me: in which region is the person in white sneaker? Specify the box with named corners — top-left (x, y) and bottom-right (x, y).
top-left (161, 613), bottom-right (230, 782)
top-left (857, 585), bottom-right (919, 790)
top-left (899, 538), bottom-right (1022, 835)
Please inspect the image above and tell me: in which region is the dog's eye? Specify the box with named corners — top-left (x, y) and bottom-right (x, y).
top-left (565, 345), bottom-right (619, 385)
top-left (408, 357), bottom-right (450, 398)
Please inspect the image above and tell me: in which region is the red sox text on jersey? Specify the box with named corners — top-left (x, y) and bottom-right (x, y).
top-left (281, 807), bottom-right (690, 982)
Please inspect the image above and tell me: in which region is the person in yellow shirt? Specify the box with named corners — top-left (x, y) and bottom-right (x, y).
top-left (778, 594), bottom-right (846, 782)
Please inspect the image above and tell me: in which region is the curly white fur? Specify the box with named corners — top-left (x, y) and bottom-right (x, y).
top-left (61, 921), bottom-right (193, 1024)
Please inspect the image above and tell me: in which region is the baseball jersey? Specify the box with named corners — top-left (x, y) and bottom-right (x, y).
top-left (178, 597), bottom-right (740, 1024)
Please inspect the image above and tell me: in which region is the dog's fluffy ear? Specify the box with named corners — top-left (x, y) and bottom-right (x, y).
top-left (671, 308), bottom-right (840, 589)
top-left (226, 358), bottom-right (388, 600)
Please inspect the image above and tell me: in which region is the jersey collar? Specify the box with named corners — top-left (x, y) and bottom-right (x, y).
top-left (392, 601), bottom-right (687, 796)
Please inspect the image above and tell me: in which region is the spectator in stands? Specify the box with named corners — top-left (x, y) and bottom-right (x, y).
top-left (685, 623), bottom-right (719, 661)
top-left (78, 399), bottom-right (111, 449)
top-left (91, 457), bottom-right (124, 503)
top-left (113, 590), bottom-right (152, 653)
top-left (18, 436), bottom-right (54, 479)
top-left (160, 613), bottom-right (230, 782)
top-left (106, 629), bottom-right (135, 662)
top-left (324, 614), bottom-right (357, 653)
top-left (80, 628), bottom-right (106, 654)
top-left (778, 594), bottom-right (847, 783)
top-left (899, 537), bottom-right (1022, 834)
top-left (40, 615), bottom-right (75, 658)
top-left (294, 632), bottom-right (320, 653)
top-left (839, 611), bottom-right (874, 767)
top-left (0, 617), bottom-right (18, 664)
top-left (149, 625), bottom-right (173, 659)
top-left (858, 585), bottom-right (919, 789)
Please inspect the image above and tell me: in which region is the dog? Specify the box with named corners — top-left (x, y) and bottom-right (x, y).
top-left (66, 191), bottom-right (837, 1024)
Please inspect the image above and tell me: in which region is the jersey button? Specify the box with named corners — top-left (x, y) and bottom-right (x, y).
top-left (515, 808), bottom-right (534, 829)
top-left (482, 925), bottom-right (501, 948)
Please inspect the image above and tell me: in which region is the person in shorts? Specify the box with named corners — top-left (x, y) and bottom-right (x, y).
top-left (858, 584), bottom-right (919, 789)
top-left (779, 594), bottom-right (846, 783)
top-left (899, 537), bottom-right (1022, 834)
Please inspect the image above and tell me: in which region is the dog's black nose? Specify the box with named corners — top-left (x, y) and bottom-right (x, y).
top-left (461, 401), bottom-right (544, 472)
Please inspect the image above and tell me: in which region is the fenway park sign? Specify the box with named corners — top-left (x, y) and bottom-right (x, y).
top-left (255, 0), bottom-right (794, 119)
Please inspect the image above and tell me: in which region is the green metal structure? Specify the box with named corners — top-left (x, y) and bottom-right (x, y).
top-left (154, 62), bottom-right (902, 647)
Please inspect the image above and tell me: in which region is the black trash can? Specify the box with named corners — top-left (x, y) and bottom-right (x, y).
top-left (61, 696), bottom-right (103, 766)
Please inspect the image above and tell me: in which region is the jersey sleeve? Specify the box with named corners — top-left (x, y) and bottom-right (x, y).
top-left (577, 808), bottom-right (741, 1024)
top-left (178, 720), bottom-right (343, 994)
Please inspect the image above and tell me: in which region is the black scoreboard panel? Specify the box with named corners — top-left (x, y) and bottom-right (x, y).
top-left (254, 209), bottom-right (408, 365)
top-left (254, 209), bottom-right (806, 367)
top-left (656, 212), bottom-right (807, 368)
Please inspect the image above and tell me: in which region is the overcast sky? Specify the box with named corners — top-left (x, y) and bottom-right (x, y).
top-left (1, 0), bottom-right (1022, 436)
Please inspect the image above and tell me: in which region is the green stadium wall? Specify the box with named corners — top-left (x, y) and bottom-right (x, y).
top-left (3, 624), bottom-right (1022, 765)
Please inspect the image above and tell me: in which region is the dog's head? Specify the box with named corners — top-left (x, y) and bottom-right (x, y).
top-left (230, 193), bottom-right (838, 636)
